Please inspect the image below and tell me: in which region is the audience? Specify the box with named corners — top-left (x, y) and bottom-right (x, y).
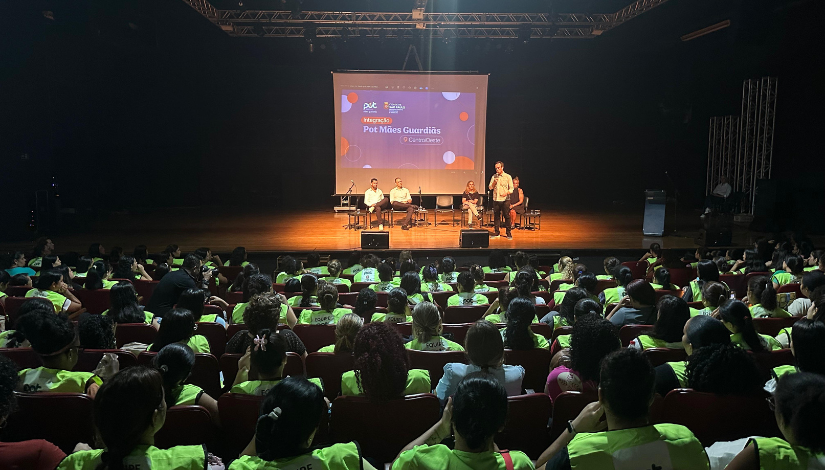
top-left (600, 266), bottom-right (632, 305)
top-left (153, 343), bottom-right (220, 426)
top-left (351, 287), bottom-right (380, 321)
top-left (147, 308), bottom-right (211, 354)
top-left (406, 302), bottom-right (464, 351)
top-left (654, 315), bottom-right (731, 396)
top-left (24, 270), bottom-right (82, 314)
top-left (764, 319), bottom-right (825, 393)
top-left (78, 313), bottom-right (116, 350)
top-left (401, 271), bottom-right (433, 305)
top-left (628, 295), bottom-right (690, 350)
top-left (718, 300), bottom-right (782, 351)
top-left (421, 264), bottom-right (452, 292)
top-left (146, 254), bottom-right (207, 317)
top-left (483, 249), bottom-right (512, 274)
top-left (297, 283), bottom-right (350, 325)
top-left (353, 254), bottom-right (380, 282)
top-left (4, 251), bottom-right (37, 276)
top-left (606, 279), bottom-right (657, 326)
top-left (747, 275), bottom-right (790, 318)
top-left (650, 266), bottom-right (680, 290)
top-left (690, 280), bottom-right (729, 316)
top-left (226, 293), bottom-right (304, 356)
top-left (545, 255), bottom-right (573, 281)
top-left (502, 297), bottom-right (547, 349)
top-left (368, 263), bottom-right (395, 292)
top-left (322, 259), bottom-right (352, 288)
top-left (540, 286), bottom-right (589, 328)
top-left (447, 271), bottom-right (489, 306)
top-left (176, 287), bottom-right (227, 326)
top-left (317, 313), bottom-right (363, 353)
top-left (370, 288), bottom-right (412, 323)
top-left (288, 274), bottom-right (320, 308)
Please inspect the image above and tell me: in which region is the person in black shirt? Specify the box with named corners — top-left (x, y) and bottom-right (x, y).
top-left (146, 254), bottom-right (209, 317)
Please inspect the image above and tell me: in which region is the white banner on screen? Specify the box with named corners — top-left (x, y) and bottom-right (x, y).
top-left (333, 71), bottom-right (488, 196)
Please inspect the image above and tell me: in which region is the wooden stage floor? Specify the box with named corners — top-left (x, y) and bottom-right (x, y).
top-left (1, 207), bottom-right (769, 254)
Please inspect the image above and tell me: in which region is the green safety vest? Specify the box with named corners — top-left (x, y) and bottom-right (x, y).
top-left (370, 312), bottom-right (412, 324)
top-left (447, 293), bottom-right (489, 307)
top-left (420, 281), bottom-right (453, 293)
top-left (228, 442), bottom-right (363, 470)
top-left (231, 377), bottom-right (323, 396)
top-left (499, 328), bottom-right (549, 349)
top-left (548, 272), bottom-right (567, 281)
top-left (688, 280), bottom-right (704, 302)
top-left (353, 268), bottom-right (378, 283)
top-left (749, 304), bottom-right (791, 319)
top-left (730, 332), bottom-right (783, 351)
top-left (557, 334), bottom-right (571, 349)
top-left (482, 266), bottom-right (513, 273)
top-left (602, 287), bottom-right (625, 306)
top-left (173, 383), bottom-right (204, 405)
top-left (24, 289), bottom-right (68, 313)
top-left (689, 307), bottom-right (711, 317)
top-left (58, 444), bottom-right (206, 470)
top-left (752, 437), bottom-right (825, 470)
top-left (771, 365), bottom-right (797, 380)
top-left (392, 444), bottom-right (534, 470)
top-left (342, 264), bottom-right (363, 275)
top-left (28, 257), bottom-right (42, 268)
top-left (307, 266), bottom-right (330, 275)
top-left (223, 261), bottom-right (250, 267)
top-left (298, 308), bottom-right (351, 325)
top-left (552, 316), bottom-right (571, 330)
top-left (368, 281), bottom-right (395, 292)
top-left (341, 369), bottom-right (430, 396)
top-left (317, 344), bottom-right (336, 353)
top-left (771, 272), bottom-right (801, 287)
top-left (474, 284), bottom-right (494, 293)
top-left (567, 423), bottom-right (709, 470)
top-left (440, 272), bottom-right (460, 283)
top-left (232, 303), bottom-right (287, 325)
top-left (200, 313), bottom-right (218, 323)
top-left (405, 336), bottom-right (464, 352)
top-left (288, 295), bottom-right (319, 307)
top-left (322, 276), bottom-right (352, 288)
top-left (650, 283), bottom-right (680, 291)
top-left (0, 330), bottom-right (17, 348)
top-left (666, 361), bottom-right (688, 388)
top-left (275, 272), bottom-right (304, 284)
top-left (18, 367), bottom-right (102, 394)
top-left (596, 274), bottom-right (612, 281)
top-left (634, 335), bottom-right (684, 351)
top-left (101, 309), bottom-right (155, 324)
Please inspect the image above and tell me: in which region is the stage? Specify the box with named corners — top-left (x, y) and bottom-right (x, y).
top-left (0, 206), bottom-right (774, 255)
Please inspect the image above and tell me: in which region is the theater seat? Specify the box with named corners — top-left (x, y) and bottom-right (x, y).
top-left (115, 323), bottom-right (157, 347)
top-left (225, 291), bottom-right (244, 304)
top-left (619, 324), bottom-right (651, 347)
top-left (548, 390), bottom-right (598, 441)
top-left (305, 352), bottom-right (355, 400)
top-left (441, 323), bottom-right (472, 345)
top-left (443, 305), bottom-right (488, 323)
top-left (74, 349), bottom-right (137, 371)
top-left (292, 324), bottom-right (337, 353)
top-left (484, 272), bottom-right (507, 281)
top-left (643, 348), bottom-right (687, 367)
top-left (330, 393), bottom-right (440, 465)
top-left (154, 405), bottom-right (217, 449)
top-left (196, 322), bottom-right (228, 358)
top-left (530, 323), bottom-right (553, 340)
top-left (667, 267), bottom-right (696, 288)
top-left (0, 348), bottom-right (41, 369)
top-left (4, 297), bottom-right (29, 328)
top-left (621, 261), bottom-right (648, 280)
top-left (74, 289), bottom-right (111, 315)
top-left (429, 291), bottom-right (453, 310)
top-left (497, 393), bottom-right (552, 459)
top-left (134, 280), bottom-right (160, 306)
top-left (504, 348), bottom-right (552, 393)
top-left (407, 350), bottom-right (468, 386)
top-left (217, 393), bottom-right (263, 458)
top-left (660, 389), bottom-right (780, 446)
top-left (220, 352), bottom-right (304, 393)
top-left (752, 317), bottom-right (798, 337)
top-left (1, 392), bottom-right (95, 453)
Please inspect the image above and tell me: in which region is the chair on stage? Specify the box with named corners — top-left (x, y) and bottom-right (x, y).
top-left (346, 196), bottom-right (367, 230)
top-left (433, 195), bottom-right (457, 226)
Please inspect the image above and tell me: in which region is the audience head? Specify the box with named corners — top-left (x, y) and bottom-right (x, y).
top-left (0, 271), bottom-right (9, 291)
top-left (422, 264), bottom-right (439, 283)
top-left (333, 314), bottom-right (363, 354)
top-left (574, 298), bottom-right (603, 319)
top-left (16, 311), bottom-right (79, 368)
top-left (149, 309), bottom-right (195, 352)
top-left (133, 245), bottom-right (149, 263)
top-left (503, 297), bottom-right (538, 350)
top-left (249, 329), bottom-right (288, 377)
top-left (306, 252), bottom-right (321, 269)
top-left (575, 272), bottom-right (598, 294)
top-left (469, 265), bottom-right (485, 285)
top-left (465, 320), bottom-right (504, 370)
top-left (614, 266), bottom-right (633, 288)
top-left (718, 300), bottom-right (765, 352)
top-left (488, 250), bottom-right (507, 270)
top-left (377, 262), bottom-right (394, 282)
top-left (181, 254), bottom-right (202, 272)
top-left (603, 257), bottom-right (621, 277)
top-left (624, 280), bottom-right (656, 307)
top-left (317, 283), bottom-right (338, 311)
top-left (32, 237), bottom-right (53, 258)
top-left (791, 319), bottom-right (825, 375)
top-left (558, 256), bottom-right (575, 279)
top-left (570, 316), bottom-right (621, 382)
top-left (411, 302), bottom-right (442, 343)
top-left (361, 254), bottom-right (379, 269)
top-left (701, 281), bottom-right (730, 309)
top-left (748, 275), bottom-right (777, 311)
top-left (327, 259), bottom-right (343, 278)
top-left (353, 322), bottom-right (409, 401)
top-left (599, 348), bottom-right (655, 423)
top-left (176, 288), bottom-right (208, 322)
top-left (696, 259), bottom-right (720, 283)
top-left (774, 373), bottom-right (825, 452)
top-left (800, 271), bottom-right (825, 299)
top-left (457, 271), bottom-right (474, 293)
top-left (686, 341), bottom-right (762, 395)
top-left (10, 273), bottom-right (32, 287)
top-left (108, 282), bottom-right (144, 324)
top-left (682, 315), bottom-right (731, 356)
top-left (153, 343), bottom-right (196, 408)
top-left (652, 295), bottom-right (690, 343)
top-left (649, 243), bottom-right (663, 257)
top-left (347, 251), bottom-right (361, 268)
top-left (109, 247), bottom-right (123, 266)
top-left (299, 274), bottom-right (318, 307)
top-left (387, 287), bottom-right (409, 316)
top-left (513, 269), bottom-right (536, 298)
top-left (244, 293), bottom-right (284, 332)
top-left (93, 367), bottom-right (166, 467)
top-left (399, 259), bottom-right (418, 277)
top-left (88, 243), bottom-right (105, 259)
top-left (153, 263), bottom-right (171, 280)
top-left (353, 288), bottom-right (377, 319)
top-left (165, 245), bottom-right (181, 258)
top-left (78, 313), bottom-right (116, 349)
top-left (399, 271), bottom-right (422, 297)
top-left (41, 254), bottom-right (60, 271)
top-left (229, 247), bottom-right (247, 266)
top-left (512, 251), bottom-right (528, 269)
top-left (254, 377), bottom-right (326, 460)
top-left (35, 270), bottom-right (64, 293)
top-left (451, 373), bottom-right (508, 452)
top-left (441, 256), bottom-right (456, 274)
top-left (244, 273), bottom-right (273, 302)
top-left (653, 268), bottom-right (671, 289)
top-left (558, 287), bottom-right (590, 324)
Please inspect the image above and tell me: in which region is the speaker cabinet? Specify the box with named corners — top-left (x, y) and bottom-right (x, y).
top-left (459, 229), bottom-right (490, 248)
top-left (643, 190), bottom-right (666, 236)
top-left (361, 231), bottom-right (389, 249)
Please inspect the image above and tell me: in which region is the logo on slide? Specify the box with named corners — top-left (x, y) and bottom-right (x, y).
top-left (361, 117), bottom-right (393, 124)
top-left (363, 102), bottom-right (377, 111)
top-left (383, 102), bottom-right (406, 113)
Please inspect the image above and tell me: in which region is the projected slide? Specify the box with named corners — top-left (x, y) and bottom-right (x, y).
top-left (333, 72), bottom-right (489, 196)
top-left (340, 90), bottom-right (476, 170)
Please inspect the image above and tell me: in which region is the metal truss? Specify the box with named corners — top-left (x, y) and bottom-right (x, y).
top-left (707, 77), bottom-right (777, 214)
top-left (182, 0), bottom-right (670, 39)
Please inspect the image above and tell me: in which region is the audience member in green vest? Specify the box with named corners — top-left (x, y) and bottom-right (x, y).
top-left (726, 372), bottom-right (825, 470)
top-left (232, 273), bottom-right (281, 324)
top-left (470, 264), bottom-right (494, 293)
top-left (785, 271), bottom-right (825, 319)
top-left (275, 256), bottom-right (303, 284)
top-left (288, 275), bottom-right (320, 308)
top-left (502, 297), bottom-right (548, 350)
top-left (317, 313), bottom-right (363, 353)
top-left (16, 312), bottom-right (102, 396)
top-left (630, 295), bottom-right (689, 351)
top-left (421, 264), bottom-right (452, 293)
top-left (304, 252), bottom-right (329, 276)
top-left (551, 298), bottom-right (605, 351)
top-left (483, 249), bottom-right (513, 274)
top-left (682, 259), bottom-right (722, 303)
top-left (84, 260), bottom-right (117, 290)
top-left (598, 256), bottom-right (621, 281)
top-left (406, 302), bottom-right (464, 351)
top-left (368, 263), bottom-right (396, 292)
top-left (370, 288), bottom-right (412, 324)
top-left (540, 286), bottom-right (589, 327)
top-left (153, 343), bottom-right (219, 426)
top-left (689, 280), bottom-right (729, 317)
top-left (342, 251), bottom-right (364, 276)
top-left (230, 328), bottom-right (320, 396)
top-left (224, 246), bottom-right (249, 268)
top-left (88, 242), bottom-right (106, 264)
top-left (229, 377), bottom-right (374, 470)
top-left (639, 242), bottom-right (662, 266)
top-left (720, 300), bottom-right (782, 351)
top-left (483, 286), bottom-right (518, 324)
top-left (298, 284), bottom-right (350, 325)
top-left (148, 308), bottom-right (211, 354)
top-left (438, 256), bottom-right (459, 283)
top-left (353, 254), bottom-right (381, 283)
top-left (536, 348), bottom-right (709, 470)
top-left (392, 258), bottom-right (417, 286)
top-left (654, 315), bottom-right (731, 397)
top-left (447, 271), bottom-right (489, 307)
top-left (747, 275), bottom-right (790, 318)
top-left (350, 288), bottom-right (379, 321)
top-left (78, 314), bottom-right (116, 350)
top-left (400, 271), bottom-right (433, 306)
top-left (176, 287), bottom-right (227, 327)
top-left (553, 268), bottom-right (596, 306)
top-left (228, 263), bottom-right (259, 294)
top-left (111, 256), bottom-right (153, 283)
top-left (600, 266), bottom-right (632, 305)
top-left (0, 298), bottom-right (53, 349)
top-left (606, 279), bottom-right (658, 327)
top-left (25, 270), bottom-right (83, 314)
top-left (322, 259), bottom-right (352, 289)
top-left (342, 322), bottom-right (430, 398)
top-left (59, 366), bottom-right (209, 470)
top-left (505, 251), bottom-right (530, 284)
top-left (40, 254), bottom-right (61, 272)
top-left (764, 318), bottom-right (825, 394)
top-left (545, 255), bottom-right (573, 282)
top-left (394, 374), bottom-right (534, 470)
top-left (650, 266), bottom-right (681, 291)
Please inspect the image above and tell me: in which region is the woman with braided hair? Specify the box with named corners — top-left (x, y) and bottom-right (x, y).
top-left (546, 255), bottom-right (573, 282)
top-left (420, 264), bottom-right (452, 293)
top-left (688, 281), bottom-right (730, 317)
top-left (317, 314), bottom-right (363, 353)
top-left (512, 268), bottom-right (546, 305)
top-left (58, 366), bottom-right (213, 470)
top-left (747, 275), bottom-right (790, 318)
top-left (405, 302), bottom-right (464, 351)
top-left (370, 287), bottom-right (412, 324)
top-left (229, 377), bottom-right (374, 470)
top-left (685, 341), bottom-right (763, 395)
top-left (341, 322), bottom-right (430, 399)
top-left (287, 274), bottom-right (320, 308)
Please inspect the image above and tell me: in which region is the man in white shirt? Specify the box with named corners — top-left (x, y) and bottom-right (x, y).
top-left (364, 178), bottom-right (390, 230)
top-left (704, 175), bottom-right (732, 214)
top-left (389, 178), bottom-right (418, 230)
top-left (488, 161), bottom-right (514, 239)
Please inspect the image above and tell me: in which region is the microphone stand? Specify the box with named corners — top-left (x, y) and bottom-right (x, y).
top-left (342, 181), bottom-right (359, 229)
top-left (416, 186), bottom-right (430, 226)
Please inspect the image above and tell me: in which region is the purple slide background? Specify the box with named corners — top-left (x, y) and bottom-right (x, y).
top-left (340, 90), bottom-right (475, 169)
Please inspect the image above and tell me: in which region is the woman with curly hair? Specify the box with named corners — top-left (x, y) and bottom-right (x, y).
top-left (685, 341), bottom-right (763, 395)
top-left (341, 322), bottom-right (430, 399)
top-left (546, 256), bottom-right (573, 282)
top-left (544, 316), bottom-right (620, 401)
top-left (598, 256), bottom-right (621, 281)
top-left (317, 314), bottom-right (364, 353)
top-left (551, 298), bottom-right (603, 351)
top-left (225, 293), bottom-right (304, 356)
top-left (628, 295), bottom-right (690, 350)
top-left (351, 287), bottom-right (379, 321)
top-left (370, 288), bottom-right (412, 324)
top-left (502, 297), bottom-right (547, 350)
top-left (0, 355), bottom-right (67, 467)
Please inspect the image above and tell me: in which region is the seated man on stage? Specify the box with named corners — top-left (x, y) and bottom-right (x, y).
top-left (365, 177), bottom-right (390, 230)
top-left (704, 175), bottom-right (732, 214)
top-left (389, 178), bottom-right (418, 230)
top-left (508, 176), bottom-right (525, 229)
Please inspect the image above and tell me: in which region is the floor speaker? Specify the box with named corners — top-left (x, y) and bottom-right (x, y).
top-left (643, 190), bottom-right (666, 236)
top-left (361, 231), bottom-right (389, 249)
top-left (459, 229), bottom-right (489, 248)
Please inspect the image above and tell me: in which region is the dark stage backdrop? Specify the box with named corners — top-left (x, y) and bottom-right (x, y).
top-left (1, 0), bottom-right (823, 240)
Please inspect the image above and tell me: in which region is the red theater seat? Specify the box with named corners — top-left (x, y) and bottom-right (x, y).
top-left (497, 393), bottom-right (552, 459)
top-left (443, 305), bottom-right (488, 323)
top-left (407, 350), bottom-right (467, 386)
top-left (2, 392), bottom-right (95, 453)
top-left (504, 348), bottom-right (552, 393)
top-left (292, 324), bottom-right (337, 353)
top-left (155, 405), bottom-right (217, 449)
top-left (305, 352), bottom-right (355, 400)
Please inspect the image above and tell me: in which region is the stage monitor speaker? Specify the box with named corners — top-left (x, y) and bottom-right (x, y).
top-left (361, 231), bottom-right (389, 249)
top-left (459, 229), bottom-right (489, 248)
top-left (643, 190), bottom-right (666, 236)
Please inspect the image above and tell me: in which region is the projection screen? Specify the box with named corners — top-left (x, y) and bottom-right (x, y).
top-left (333, 71), bottom-right (488, 196)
